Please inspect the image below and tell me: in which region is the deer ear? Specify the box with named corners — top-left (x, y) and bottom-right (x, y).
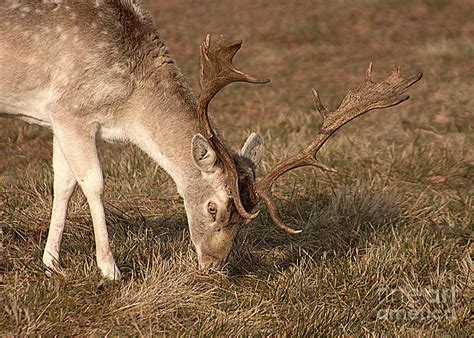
top-left (240, 132), bottom-right (263, 167)
top-left (192, 134), bottom-right (218, 173)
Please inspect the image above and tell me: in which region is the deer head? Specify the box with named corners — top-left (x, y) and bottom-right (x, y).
top-left (183, 131), bottom-right (264, 270)
top-left (190, 34), bottom-right (422, 270)
top-left (182, 35), bottom-right (268, 270)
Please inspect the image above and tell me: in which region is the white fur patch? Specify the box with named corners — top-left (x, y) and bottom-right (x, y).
top-left (0, 89), bottom-right (56, 128)
top-left (99, 125), bottom-right (128, 143)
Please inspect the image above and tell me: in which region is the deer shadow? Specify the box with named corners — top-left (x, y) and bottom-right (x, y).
top-left (226, 184), bottom-right (404, 278)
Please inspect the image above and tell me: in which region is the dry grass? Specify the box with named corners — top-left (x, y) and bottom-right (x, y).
top-left (1, 0), bottom-right (473, 335)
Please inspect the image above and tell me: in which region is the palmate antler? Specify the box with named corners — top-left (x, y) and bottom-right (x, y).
top-left (253, 64), bottom-right (422, 233)
top-left (198, 35), bottom-right (269, 219)
top-left (197, 34), bottom-right (422, 233)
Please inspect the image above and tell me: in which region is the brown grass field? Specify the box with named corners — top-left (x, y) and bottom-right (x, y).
top-left (1, 0), bottom-right (473, 335)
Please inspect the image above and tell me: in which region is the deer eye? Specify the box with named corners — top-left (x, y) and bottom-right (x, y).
top-left (207, 202), bottom-right (217, 220)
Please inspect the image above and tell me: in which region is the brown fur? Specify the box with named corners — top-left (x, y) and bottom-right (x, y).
top-left (0, 0), bottom-right (262, 277)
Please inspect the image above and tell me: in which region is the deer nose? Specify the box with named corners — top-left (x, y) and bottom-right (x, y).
top-left (198, 252), bottom-right (225, 271)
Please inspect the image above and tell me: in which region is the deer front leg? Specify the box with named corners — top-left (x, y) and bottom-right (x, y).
top-left (52, 121), bottom-right (121, 281)
top-left (43, 136), bottom-right (77, 273)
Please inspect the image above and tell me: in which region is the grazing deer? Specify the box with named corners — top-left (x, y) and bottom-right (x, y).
top-left (0, 1), bottom-right (421, 280)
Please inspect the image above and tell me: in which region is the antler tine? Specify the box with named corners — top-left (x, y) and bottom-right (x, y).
top-left (199, 35), bottom-right (269, 108)
top-left (312, 89), bottom-right (329, 119)
top-left (197, 34), bottom-right (269, 220)
top-left (254, 64), bottom-right (422, 233)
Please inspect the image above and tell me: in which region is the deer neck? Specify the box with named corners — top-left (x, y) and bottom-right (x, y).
top-left (126, 63), bottom-right (204, 197)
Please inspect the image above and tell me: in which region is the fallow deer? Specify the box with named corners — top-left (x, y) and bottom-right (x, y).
top-left (0, 1), bottom-right (422, 280)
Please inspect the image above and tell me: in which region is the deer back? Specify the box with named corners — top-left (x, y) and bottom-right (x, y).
top-left (0, 1), bottom-right (175, 121)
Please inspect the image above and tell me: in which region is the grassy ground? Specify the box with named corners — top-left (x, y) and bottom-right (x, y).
top-left (1, 0), bottom-right (472, 335)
